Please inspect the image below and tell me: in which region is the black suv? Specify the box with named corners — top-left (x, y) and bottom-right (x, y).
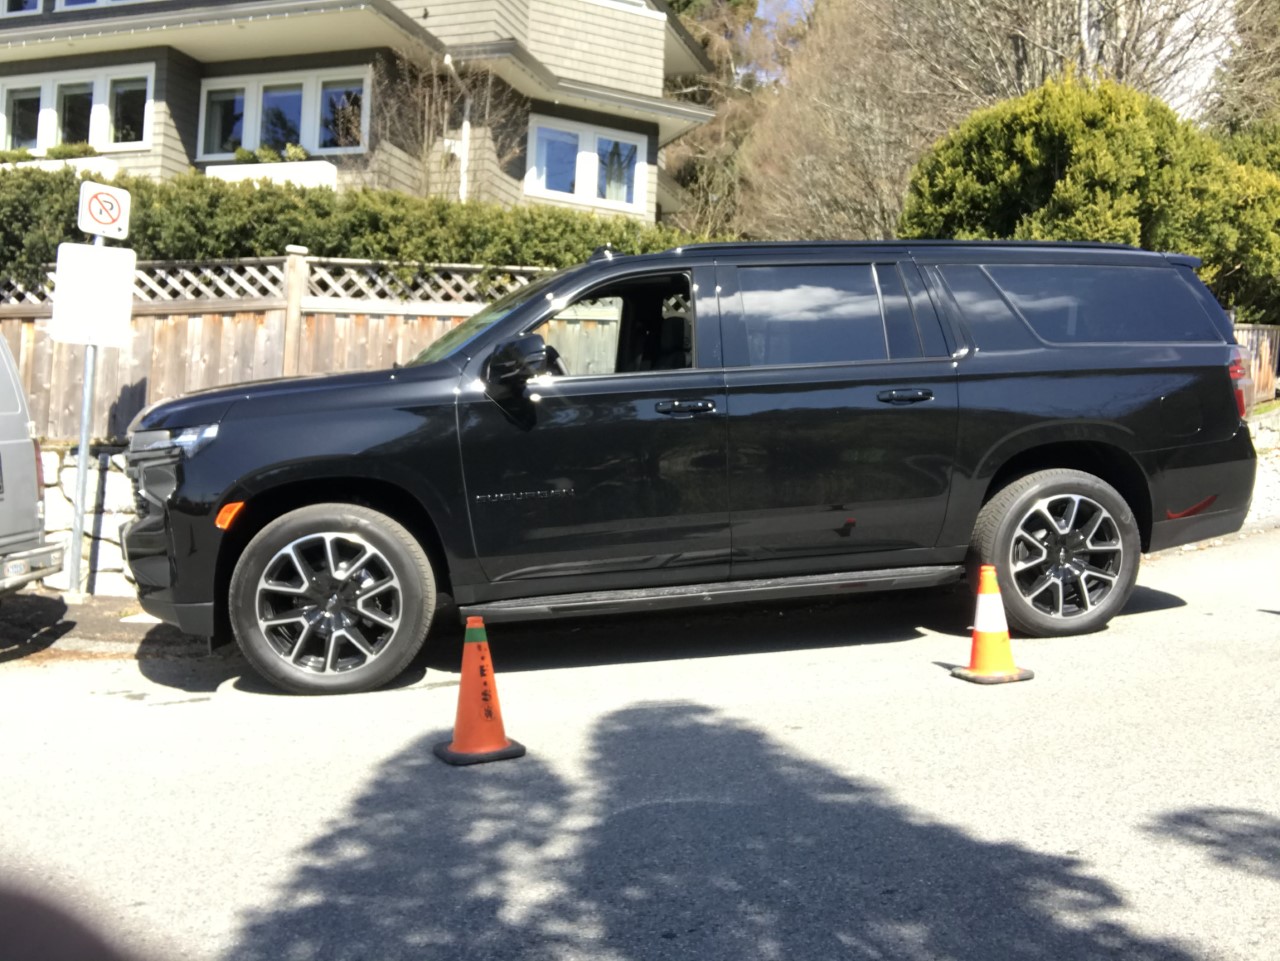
top-left (123, 241), bottom-right (1256, 694)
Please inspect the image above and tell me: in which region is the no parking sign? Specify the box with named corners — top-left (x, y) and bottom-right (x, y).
top-left (77, 180), bottom-right (131, 240)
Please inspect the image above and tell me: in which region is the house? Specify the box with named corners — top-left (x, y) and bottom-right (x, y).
top-left (0, 0), bottom-right (714, 221)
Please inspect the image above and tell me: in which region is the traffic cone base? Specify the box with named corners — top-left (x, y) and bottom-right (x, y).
top-left (952, 564), bottom-right (1033, 685)
top-left (434, 616), bottom-right (525, 766)
top-left (433, 737), bottom-right (526, 766)
top-left (951, 664), bottom-right (1034, 684)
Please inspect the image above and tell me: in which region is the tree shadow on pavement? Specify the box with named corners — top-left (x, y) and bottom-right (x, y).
top-left (1145, 807), bottom-right (1280, 882)
top-left (0, 593), bottom-right (72, 664)
top-left (423, 586), bottom-right (975, 675)
top-left (226, 701), bottom-right (1201, 961)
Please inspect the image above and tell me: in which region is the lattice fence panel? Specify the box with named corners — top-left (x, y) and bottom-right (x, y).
top-left (132, 260), bottom-right (289, 302)
top-left (307, 261), bottom-right (543, 303)
top-left (0, 258), bottom-right (543, 307)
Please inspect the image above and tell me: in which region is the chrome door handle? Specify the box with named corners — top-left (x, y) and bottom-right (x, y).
top-left (655, 399), bottom-right (716, 417)
top-left (876, 388), bottom-right (934, 405)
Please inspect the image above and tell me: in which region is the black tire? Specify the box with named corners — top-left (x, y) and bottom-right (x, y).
top-left (228, 504), bottom-right (435, 694)
top-left (970, 469), bottom-right (1140, 637)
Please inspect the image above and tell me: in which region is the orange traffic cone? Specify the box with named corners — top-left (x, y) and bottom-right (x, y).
top-left (951, 565), bottom-right (1034, 685)
top-left (434, 616), bottom-right (526, 765)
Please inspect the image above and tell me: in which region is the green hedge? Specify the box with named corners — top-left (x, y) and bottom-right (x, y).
top-left (900, 76), bottom-right (1280, 323)
top-left (0, 168), bottom-right (696, 291)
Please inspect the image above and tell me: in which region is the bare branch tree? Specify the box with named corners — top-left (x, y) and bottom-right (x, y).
top-left (734, 0), bottom-right (1236, 240)
top-left (347, 51), bottom-right (529, 203)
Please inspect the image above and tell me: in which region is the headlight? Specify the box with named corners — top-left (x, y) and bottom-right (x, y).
top-left (130, 423), bottom-right (220, 458)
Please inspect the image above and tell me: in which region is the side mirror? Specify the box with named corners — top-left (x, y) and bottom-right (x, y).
top-left (487, 333), bottom-right (549, 389)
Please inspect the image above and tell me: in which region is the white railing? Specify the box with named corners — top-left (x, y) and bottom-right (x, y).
top-left (0, 248), bottom-right (546, 309)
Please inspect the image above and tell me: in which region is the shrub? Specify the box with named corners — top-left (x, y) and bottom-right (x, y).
top-left (232, 147), bottom-right (258, 164)
top-left (282, 143), bottom-right (310, 162)
top-left (0, 169), bottom-right (699, 289)
top-left (900, 75), bottom-right (1280, 321)
top-left (45, 142), bottom-right (98, 160)
top-left (0, 148), bottom-right (33, 164)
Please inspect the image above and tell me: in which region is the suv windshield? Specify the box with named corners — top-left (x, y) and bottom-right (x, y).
top-left (407, 269), bottom-right (568, 366)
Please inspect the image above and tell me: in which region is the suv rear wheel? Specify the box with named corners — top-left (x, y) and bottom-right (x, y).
top-left (229, 504), bottom-right (436, 694)
top-left (971, 469), bottom-right (1140, 637)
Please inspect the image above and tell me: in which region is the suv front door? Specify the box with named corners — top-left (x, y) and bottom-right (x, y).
top-left (719, 259), bottom-right (960, 577)
top-left (458, 267), bottom-right (730, 598)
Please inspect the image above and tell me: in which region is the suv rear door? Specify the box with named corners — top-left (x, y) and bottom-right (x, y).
top-left (719, 257), bottom-right (960, 577)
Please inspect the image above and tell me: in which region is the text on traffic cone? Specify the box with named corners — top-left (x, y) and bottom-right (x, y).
top-left (433, 616), bottom-right (526, 765)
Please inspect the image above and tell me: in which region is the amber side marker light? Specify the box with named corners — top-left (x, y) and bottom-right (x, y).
top-left (215, 501), bottom-right (246, 530)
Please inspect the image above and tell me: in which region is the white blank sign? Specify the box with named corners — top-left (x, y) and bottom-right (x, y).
top-left (50, 242), bottom-right (137, 349)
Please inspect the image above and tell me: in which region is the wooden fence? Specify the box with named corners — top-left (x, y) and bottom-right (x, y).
top-left (1235, 324), bottom-right (1280, 401)
top-left (0, 248), bottom-right (545, 440)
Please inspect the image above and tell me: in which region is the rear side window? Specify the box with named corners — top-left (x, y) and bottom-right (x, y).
top-left (738, 265), bottom-right (886, 366)
top-left (986, 264), bottom-right (1221, 344)
top-left (1174, 265), bottom-right (1234, 342)
top-left (936, 265), bottom-right (1040, 352)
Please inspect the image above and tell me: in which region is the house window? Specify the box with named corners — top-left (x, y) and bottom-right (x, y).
top-left (57, 82), bottom-right (93, 144)
top-left (525, 116), bottom-right (647, 212)
top-left (319, 80), bottom-right (362, 148)
top-left (54, 0), bottom-right (164, 8)
top-left (198, 70), bottom-right (369, 159)
top-left (203, 88), bottom-right (244, 154)
top-left (260, 84), bottom-right (302, 152)
top-left (2, 0), bottom-right (39, 16)
top-left (0, 65), bottom-right (154, 153)
top-left (109, 77), bottom-right (147, 143)
top-left (5, 89), bottom-right (39, 149)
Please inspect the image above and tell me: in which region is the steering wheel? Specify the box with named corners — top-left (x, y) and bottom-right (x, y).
top-left (545, 344), bottom-right (569, 377)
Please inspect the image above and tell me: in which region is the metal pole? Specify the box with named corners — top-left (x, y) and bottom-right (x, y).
top-left (67, 235), bottom-right (103, 597)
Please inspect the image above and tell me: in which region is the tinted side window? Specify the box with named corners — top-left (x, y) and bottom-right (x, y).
top-left (900, 262), bottom-right (950, 357)
top-left (1174, 265), bottom-right (1233, 342)
top-left (875, 263), bottom-right (922, 360)
top-left (936, 265), bottom-right (1040, 352)
top-left (738, 265), bottom-right (887, 366)
top-left (987, 264), bottom-right (1221, 344)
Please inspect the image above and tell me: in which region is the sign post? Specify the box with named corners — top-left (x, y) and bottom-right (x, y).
top-left (53, 181), bottom-right (134, 596)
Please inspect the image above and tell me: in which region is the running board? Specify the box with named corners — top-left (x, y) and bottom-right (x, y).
top-left (458, 565), bottom-right (965, 624)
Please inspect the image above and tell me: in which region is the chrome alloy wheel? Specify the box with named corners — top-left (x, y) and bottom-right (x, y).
top-left (1008, 493), bottom-right (1124, 619)
top-left (255, 532), bottom-right (402, 674)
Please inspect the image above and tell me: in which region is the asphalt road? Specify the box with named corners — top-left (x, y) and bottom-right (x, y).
top-left (1, 529), bottom-right (1278, 961)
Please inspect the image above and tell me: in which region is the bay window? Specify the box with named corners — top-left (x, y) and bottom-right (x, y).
top-left (0, 65), bottom-right (153, 153)
top-left (198, 69), bottom-right (370, 159)
top-left (525, 116), bottom-right (648, 212)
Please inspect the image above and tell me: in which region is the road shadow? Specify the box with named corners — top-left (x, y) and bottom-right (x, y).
top-left (0, 593), bottom-right (72, 664)
top-left (226, 701), bottom-right (1201, 961)
top-left (1118, 586), bottom-right (1186, 617)
top-left (422, 585), bottom-right (975, 675)
top-left (1145, 807), bottom-right (1280, 882)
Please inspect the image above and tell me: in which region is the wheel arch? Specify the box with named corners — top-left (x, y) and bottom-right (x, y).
top-left (211, 478), bottom-right (453, 645)
top-left (982, 441), bottom-right (1153, 551)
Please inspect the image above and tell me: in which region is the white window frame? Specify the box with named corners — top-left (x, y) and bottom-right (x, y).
top-left (0, 63), bottom-right (155, 153)
top-left (0, 1), bottom-right (41, 20)
top-left (524, 115), bottom-right (648, 214)
top-left (53, 0), bottom-right (162, 10)
top-left (197, 67), bottom-right (372, 161)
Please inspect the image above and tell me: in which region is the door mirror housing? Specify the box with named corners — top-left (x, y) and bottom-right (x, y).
top-left (487, 333), bottom-right (549, 389)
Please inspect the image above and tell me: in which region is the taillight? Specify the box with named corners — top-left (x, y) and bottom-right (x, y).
top-left (1228, 345), bottom-right (1254, 420)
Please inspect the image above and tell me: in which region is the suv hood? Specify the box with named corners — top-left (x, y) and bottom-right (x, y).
top-left (129, 360), bottom-right (462, 433)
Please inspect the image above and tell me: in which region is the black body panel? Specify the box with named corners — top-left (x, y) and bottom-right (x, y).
top-left (120, 241), bottom-right (1257, 640)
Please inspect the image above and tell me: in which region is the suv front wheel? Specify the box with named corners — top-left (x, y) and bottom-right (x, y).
top-left (229, 504), bottom-right (436, 694)
top-left (971, 469), bottom-right (1140, 637)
